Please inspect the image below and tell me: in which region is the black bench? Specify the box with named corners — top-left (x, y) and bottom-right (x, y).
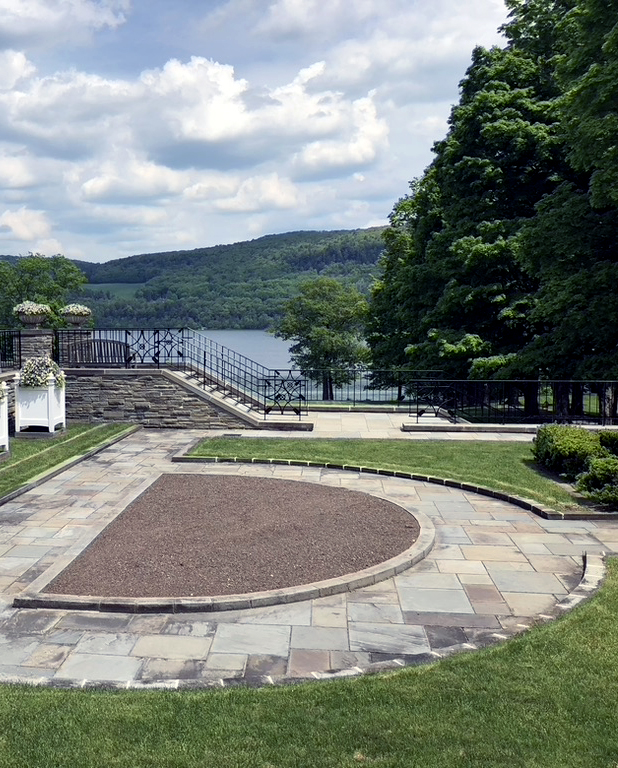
top-left (65, 339), bottom-right (133, 368)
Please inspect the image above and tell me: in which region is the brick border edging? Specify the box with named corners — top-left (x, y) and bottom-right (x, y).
top-left (171, 455), bottom-right (618, 521)
top-left (0, 424), bottom-right (141, 508)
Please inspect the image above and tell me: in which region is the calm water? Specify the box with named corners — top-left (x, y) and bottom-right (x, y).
top-left (198, 329), bottom-right (292, 370)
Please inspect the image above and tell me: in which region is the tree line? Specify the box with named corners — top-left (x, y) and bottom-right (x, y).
top-left (365, 0), bottom-right (618, 382)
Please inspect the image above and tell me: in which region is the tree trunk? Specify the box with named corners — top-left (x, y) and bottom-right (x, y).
top-left (522, 382), bottom-right (540, 418)
top-left (322, 371), bottom-right (334, 400)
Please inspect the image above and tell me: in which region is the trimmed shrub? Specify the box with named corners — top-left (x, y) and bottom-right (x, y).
top-left (599, 431), bottom-right (618, 456)
top-left (576, 456), bottom-right (618, 507)
top-left (533, 425), bottom-right (608, 480)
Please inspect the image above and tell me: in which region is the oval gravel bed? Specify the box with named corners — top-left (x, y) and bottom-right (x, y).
top-left (44, 473), bottom-right (420, 598)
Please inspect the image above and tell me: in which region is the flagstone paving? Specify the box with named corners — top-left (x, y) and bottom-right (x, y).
top-left (0, 427), bottom-right (616, 688)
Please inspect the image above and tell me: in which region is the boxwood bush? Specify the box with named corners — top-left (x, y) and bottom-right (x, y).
top-left (576, 456), bottom-right (618, 506)
top-left (533, 425), bottom-right (608, 480)
top-left (599, 431), bottom-right (618, 456)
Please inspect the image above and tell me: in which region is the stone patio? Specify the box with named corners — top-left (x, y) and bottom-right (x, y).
top-left (0, 427), bottom-right (615, 688)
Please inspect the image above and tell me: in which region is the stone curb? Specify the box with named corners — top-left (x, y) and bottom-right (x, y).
top-left (171, 455), bottom-right (618, 521)
top-left (0, 424), bottom-right (141, 508)
top-left (13, 504), bottom-right (436, 614)
top-left (3, 552), bottom-right (608, 691)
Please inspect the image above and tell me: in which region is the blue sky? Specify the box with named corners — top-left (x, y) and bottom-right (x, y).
top-left (0, 0), bottom-right (508, 263)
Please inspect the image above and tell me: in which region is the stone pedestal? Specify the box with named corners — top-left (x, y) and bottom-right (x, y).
top-left (19, 329), bottom-right (54, 361)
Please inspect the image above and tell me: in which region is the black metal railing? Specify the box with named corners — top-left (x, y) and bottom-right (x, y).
top-left (406, 380), bottom-right (618, 426)
top-left (50, 329), bottom-right (618, 424)
top-left (0, 330), bottom-right (21, 369)
top-left (54, 329), bottom-right (307, 418)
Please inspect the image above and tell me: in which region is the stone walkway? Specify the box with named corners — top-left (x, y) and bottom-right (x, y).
top-left (0, 428), bottom-right (616, 688)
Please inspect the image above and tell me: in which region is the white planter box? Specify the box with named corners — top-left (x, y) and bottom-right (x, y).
top-left (15, 374), bottom-right (66, 433)
top-left (0, 382), bottom-right (8, 451)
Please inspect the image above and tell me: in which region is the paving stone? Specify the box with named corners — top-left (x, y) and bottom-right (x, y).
top-left (74, 633), bottom-right (138, 656)
top-left (489, 571), bottom-right (568, 595)
top-left (204, 653), bottom-right (247, 672)
top-left (457, 574), bottom-right (493, 585)
top-left (23, 644), bottom-right (72, 668)
top-left (425, 625), bottom-right (468, 649)
top-left (290, 626), bottom-right (349, 651)
top-left (461, 546), bottom-right (528, 562)
top-left (56, 613), bottom-right (132, 631)
top-left (426, 544), bottom-right (465, 560)
top-left (395, 572), bottom-right (462, 590)
top-left (211, 624), bottom-right (290, 656)
top-left (463, 584), bottom-right (504, 602)
top-left (0, 609), bottom-right (62, 635)
top-left (287, 649), bottom-right (330, 676)
top-left (349, 623), bottom-right (429, 654)
top-left (435, 560), bottom-right (488, 575)
top-left (162, 620), bottom-right (216, 637)
top-left (46, 629), bottom-right (84, 645)
top-left (55, 653), bottom-right (142, 682)
top-left (126, 615), bottom-right (169, 634)
top-left (398, 587), bottom-right (474, 614)
top-left (347, 602), bottom-right (404, 624)
top-left (0, 665), bottom-right (55, 681)
top-left (329, 650), bottom-right (371, 670)
top-left (402, 611), bottom-right (501, 628)
top-left (244, 654), bottom-right (287, 678)
top-left (234, 602), bottom-right (312, 626)
top-left (312, 604), bottom-right (348, 627)
top-left (501, 593), bottom-right (557, 616)
top-left (131, 634), bottom-right (212, 660)
top-left (484, 562), bottom-right (535, 574)
top-left (0, 638), bottom-right (42, 665)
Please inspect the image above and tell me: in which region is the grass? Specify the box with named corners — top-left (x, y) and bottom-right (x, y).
top-left (0, 559), bottom-right (616, 766)
top-left (0, 423), bottom-right (133, 497)
top-left (189, 437), bottom-right (584, 511)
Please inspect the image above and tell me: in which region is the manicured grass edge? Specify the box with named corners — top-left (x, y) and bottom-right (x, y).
top-left (173, 452), bottom-right (618, 521)
top-left (0, 424), bottom-right (140, 507)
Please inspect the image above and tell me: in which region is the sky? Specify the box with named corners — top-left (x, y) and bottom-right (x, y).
top-left (0, 0), bottom-right (510, 263)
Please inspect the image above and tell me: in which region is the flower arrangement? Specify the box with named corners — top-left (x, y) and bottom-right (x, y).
top-left (60, 303), bottom-right (92, 317)
top-left (13, 301), bottom-right (53, 317)
top-left (20, 357), bottom-right (66, 389)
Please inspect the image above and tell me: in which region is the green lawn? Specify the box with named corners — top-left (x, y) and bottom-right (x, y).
top-left (189, 437), bottom-right (583, 511)
top-left (1, 434), bottom-right (616, 766)
top-left (0, 560), bottom-right (616, 767)
top-left (0, 423), bottom-right (133, 497)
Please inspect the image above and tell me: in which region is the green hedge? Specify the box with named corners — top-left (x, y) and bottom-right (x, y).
top-left (576, 456), bottom-right (618, 506)
top-left (599, 431), bottom-right (618, 456)
top-left (532, 425), bottom-right (608, 481)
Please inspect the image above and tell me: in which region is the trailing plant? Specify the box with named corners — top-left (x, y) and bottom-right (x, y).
top-left (20, 357), bottom-right (66, 389)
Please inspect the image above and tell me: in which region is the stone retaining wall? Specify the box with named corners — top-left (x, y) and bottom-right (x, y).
top-left (65, 369), bottom-right (249, 429)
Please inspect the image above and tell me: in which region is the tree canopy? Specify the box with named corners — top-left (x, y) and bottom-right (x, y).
top-left (367, 0), bottom-right (618, 381)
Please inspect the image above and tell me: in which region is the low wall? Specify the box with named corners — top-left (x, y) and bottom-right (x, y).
top-left (65, 369), bottom-right (250, 429)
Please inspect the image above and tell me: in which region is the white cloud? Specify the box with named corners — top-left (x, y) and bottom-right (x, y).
top-left (214, 173), bottom-right (301, 213)
top-left (0, 206), bottom-right (51, 239)
top-left (0, 0), bottom-right (510, 261)
top-left (0, 0), bottom-right (129, 48)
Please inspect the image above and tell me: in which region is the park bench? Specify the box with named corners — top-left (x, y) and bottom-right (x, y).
top-left (65, 338), bottom-right (133, 368)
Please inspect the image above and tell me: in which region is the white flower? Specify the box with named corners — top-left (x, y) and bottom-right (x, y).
top-left (13, 301), bottom-right (52, 316)
top-left (20, 357), bottom-right (65, 388)
top-left (60, 303), bottom-right (92, 317)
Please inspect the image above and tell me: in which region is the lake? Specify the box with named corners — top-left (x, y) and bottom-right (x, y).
top-left (198, 329), bottom-right (292, 370)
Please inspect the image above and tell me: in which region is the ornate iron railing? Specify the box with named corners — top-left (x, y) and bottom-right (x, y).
top-left (0, 330), bottom-right (21, 369)
top-left (54, 329), bottom-right (307, 418)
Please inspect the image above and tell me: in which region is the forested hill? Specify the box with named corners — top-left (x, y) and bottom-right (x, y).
top-left (71, 228), bottom-right (385, 329)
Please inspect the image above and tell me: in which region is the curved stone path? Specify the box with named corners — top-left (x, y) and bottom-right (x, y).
top-left (0, 429), bottom-right (616, 688)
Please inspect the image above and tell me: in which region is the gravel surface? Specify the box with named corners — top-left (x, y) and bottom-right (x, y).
top-left (45, 474), bottom-right (420, 597)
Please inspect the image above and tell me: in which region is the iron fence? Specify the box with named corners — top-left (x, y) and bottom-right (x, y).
top-left (0, 330), bottom-right (21, 369)
top-left (51, 329), bottom-right (618, 424)
top-left (406, 379), bottom-right (618, 426)
top-left (54, 329), bottom-right (307, 418)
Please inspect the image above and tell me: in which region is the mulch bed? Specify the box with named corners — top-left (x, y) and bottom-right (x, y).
top-left (44, 474), bottom-right (420, 598)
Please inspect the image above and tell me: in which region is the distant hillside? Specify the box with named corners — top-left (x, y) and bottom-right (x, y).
top-left (71, 228), bottom-right (385, 329)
